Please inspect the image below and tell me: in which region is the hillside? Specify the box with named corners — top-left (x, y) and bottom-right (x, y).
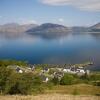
top-left (0, 23), bottom-right (38, 33)
top-left (0, 22), bottom-right (100, 37)
top-left (71, 27), bottom-right (89, 33)
top-left (26, 23), bottom-right (71, 38)
top-left (90, 23), bottom-right (100, 32)
top-left (27, 23), bottom-right (70, 33)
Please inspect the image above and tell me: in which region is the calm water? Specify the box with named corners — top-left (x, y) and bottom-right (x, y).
top-left (0, 33), bottom-right (100, 70)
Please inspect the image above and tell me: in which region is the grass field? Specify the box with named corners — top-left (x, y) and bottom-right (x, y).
top-left (0, 84), bottom-right (100, 100)
top-left (0, 94), bottom-right (100, 100)
top-left (45, 84), bottom-right (100, 95)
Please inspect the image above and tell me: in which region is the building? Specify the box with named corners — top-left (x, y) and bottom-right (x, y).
top-left (16, 67), bottom-right (23, 73)
top-left (62, 66), bottom-right (87, 75)
top-left (42, 67), bottom-right (50, 73)
top-left (28, 64), bottom-right (35, 71)
top-left (63, 68), bottom-right (71, 73)
top-left (41, 75), bottom-right (49, 83)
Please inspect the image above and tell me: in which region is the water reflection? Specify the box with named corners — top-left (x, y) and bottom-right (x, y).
top-left (90, 33), bottom-right (100, 40)
top-left (0, 32), bottom-right (100, 70)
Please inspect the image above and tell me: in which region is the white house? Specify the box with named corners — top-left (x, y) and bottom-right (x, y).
top-left (76, 69), bottom-right (85, 73)
top-left (63, 68), bottom-right (71, 73)
top-left (18, 69), bottom-right (23, 73)
top-left (57, 68), bottom-right (62, 71)
top-left (62, 66), bottom-right (87, 75)
top-left (86, 70), bottom-right (90, 75)
top-left (41, 75), bottom-right (49, 83)
top-left (42, 67), bottom-right (50, 73)
top-left (16, 67), bottom-right (23, 73)
top-left (28, 65), bottom-right (35, 71)
top-left (45, 77), bottom-right (49, 83)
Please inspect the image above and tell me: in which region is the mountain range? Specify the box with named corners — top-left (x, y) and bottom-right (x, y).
top-left (0, 23), bottom-right (37, 33)
top-left (26, 23), bottom-right (72, 38)
top-left (0, 23), bottom-right (100, 37)
top-left (90, 23), bottom-right (100, 32)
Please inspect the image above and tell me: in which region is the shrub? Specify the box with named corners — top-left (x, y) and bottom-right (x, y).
top-left (4, 73), bottom-right (43, 95)
top-left (60, 74), bottom-right (75, 85)
top-left (4, 73), bottom-right (32, 95)
top-left (0, 66), bottom-right (12, 93)
top-left (51, 77), bottom-right (60, 85)
top-left (89, 74), bottom-right (100, 81)
top-left (92, 81), bottom-right (100, 86)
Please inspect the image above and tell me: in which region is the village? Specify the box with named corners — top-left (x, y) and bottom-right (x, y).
top-left (1, 60), bottom-right (100, 96)
top-left (7, 62), bottom-right (92, 83)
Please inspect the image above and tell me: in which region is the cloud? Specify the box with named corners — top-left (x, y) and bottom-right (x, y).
top-left (0, 16), bottom-right (2, 18)
top-left (18, 19), bottom-right (38, 25)
top-left (58, 18), bottom-right (64, 22)
top-left (40, 0), bottom-right (100, 11)
top-left (22, 20), bottom-right (37, 24)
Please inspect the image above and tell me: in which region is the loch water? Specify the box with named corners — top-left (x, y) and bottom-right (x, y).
top-left (0, 33), bottom-right (100, 70)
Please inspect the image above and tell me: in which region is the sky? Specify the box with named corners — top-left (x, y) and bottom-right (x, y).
top-left (0, 0), bottom-right (100, 26)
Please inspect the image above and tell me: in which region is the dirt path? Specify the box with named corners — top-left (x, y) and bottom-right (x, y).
top-left (0, 94), bottom-right (100, 100)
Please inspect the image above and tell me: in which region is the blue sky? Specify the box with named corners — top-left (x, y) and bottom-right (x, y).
top-left (0, 0), bottom-right (100, 26)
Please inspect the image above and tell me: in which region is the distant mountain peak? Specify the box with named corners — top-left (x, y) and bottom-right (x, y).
top-left (0, 23), bottom-right (38, 33)
top-left (90, 22), bottom-right (100, 32)
top-left (91, 22), bottom-right (100, 29)
top-left (26, 23), bottom-right (71, 38)
top-left (41, 23), bottom-right (67, 28)
top-left (3, 23), bottom-right (20, 27)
